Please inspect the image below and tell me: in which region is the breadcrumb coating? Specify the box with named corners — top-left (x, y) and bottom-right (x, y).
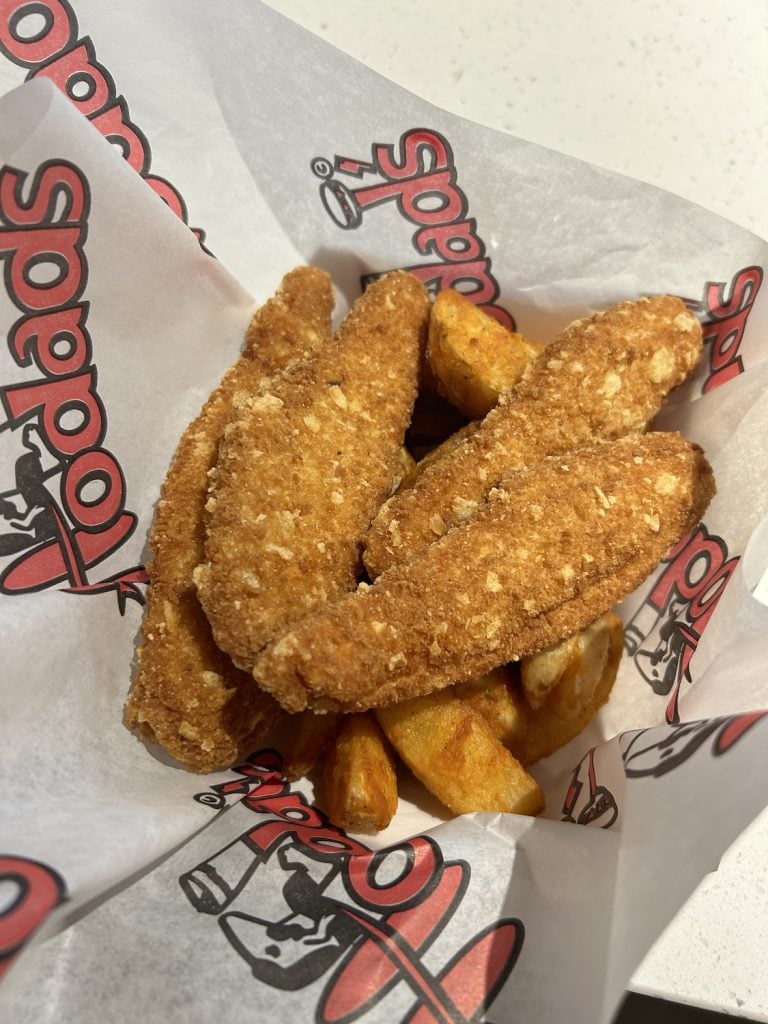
top-left (253, 432), bottom-right (714, 712)
top-left (194, 271), bottom-right (429, 670)
top-left (124, 267), bottom-right (333, 771)
top-left (364, 295), bottom-right (702, 578)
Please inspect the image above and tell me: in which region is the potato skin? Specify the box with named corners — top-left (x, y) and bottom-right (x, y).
top-left (282, 710), bottom-right (341, 781)
top-left (323, 713), bottom-right (398, 833)
top-left (452, 666), bottom-right (528, 749)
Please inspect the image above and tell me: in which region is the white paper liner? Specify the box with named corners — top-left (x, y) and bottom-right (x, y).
top-left (0, 4), bottom-right (767, 1022)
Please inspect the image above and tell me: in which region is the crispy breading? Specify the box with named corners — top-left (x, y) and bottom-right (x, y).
top-left (364, 295), bottom-right (702, 578)
top-left (398, 420), bottom-right (480, 493)
top-left (124, 267), bottom-right (333, 771)
top-left (194, 271), bottom-right (429, 670)
top-left (253, 432), bottom-right (714, 713)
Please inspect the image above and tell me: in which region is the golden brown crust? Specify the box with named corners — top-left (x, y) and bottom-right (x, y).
top-left (376, 691), bottom-right (544, 816)
top-left (323, 712), bottom-right (399, 832)
top-left (364, 295), bottom-right (702, 578)
top-left (253, 432), bottom-right (714, 713)
top-left (124, 267), bottom-right (333, 771)
top-left (427, 288), bottom-right (541, 418)
top-left (194, 271), bottom-right (430, 670)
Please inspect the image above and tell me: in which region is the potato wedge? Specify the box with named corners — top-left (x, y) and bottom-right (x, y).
top-left (521, 612), bottom-right (620, 711)
top-left (513, 613), bottom-right (624, 765)
top-left (282, 710), bottom-right (341, 780)
top-left (376, 691), bottom-right (544, 816)
top-left (452, 666), bottom-right (528, 749)
top-left (427, 288), bottom-right (540, 418)
top-left (521, 634), bottom-right (581, 709)
top-left (323, 713), bottom-right (398, 832)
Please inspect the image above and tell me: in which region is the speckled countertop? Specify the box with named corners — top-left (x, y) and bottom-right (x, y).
top-left (266, 2), bottom-right (768, 1017)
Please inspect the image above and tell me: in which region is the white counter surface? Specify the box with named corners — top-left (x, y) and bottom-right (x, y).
top-left (266, 2), bottom-right (768, 1018)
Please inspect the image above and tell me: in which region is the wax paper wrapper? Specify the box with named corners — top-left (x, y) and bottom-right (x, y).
top-left (0, 3), bottom-right (767, 1023)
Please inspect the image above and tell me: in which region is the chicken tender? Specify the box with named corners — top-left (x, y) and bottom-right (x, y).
top-left (194, 271), bottom-right (429, 670)
top-left (364, 295), bottom-right (702, 578)
top-left (253, 432), bottom-right (714, 713)
top-left (124, 267), bottom-right (333, 771)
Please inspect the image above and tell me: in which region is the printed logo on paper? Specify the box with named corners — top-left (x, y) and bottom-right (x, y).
top-left (561, 746), bottom-right (619, 829)
top-left (185, 750), bottom-right (523, 1023)
top-left (0, 0), bottom-right (205, 244)
top-left (620, 710), bottom-right (768, 778)
top-left (624, 523), bottom-right (739, 723)
top-left (0, 854), bottom-right (67, 979)
top-left (311, 128), bottom-right (515, 329)
top-left (685, 265), bottom-right (763, 394)
top-left (0, 159), bottom-right (146, 610)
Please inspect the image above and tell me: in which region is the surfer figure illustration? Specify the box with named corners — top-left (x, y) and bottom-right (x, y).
top-left (0, 424), bottom-right (61, 556)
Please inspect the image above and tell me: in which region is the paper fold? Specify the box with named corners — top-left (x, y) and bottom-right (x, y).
top-left (1, 4), bottom-right (767, 1022)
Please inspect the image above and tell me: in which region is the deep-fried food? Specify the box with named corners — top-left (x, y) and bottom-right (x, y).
top-left (456, 614), bottom-right (623, 765)
top-left (452, 666), bottom-right (528, 749)
top-left (364, 295), bottom-right (702, 578)
top-left (323, 712), bottom-right (398, 832)
top-left (281, 710), bottom-right (341, 780)
top-left (397, 420), bottom-right (479, 493)
top-left (427, 288), bottom-right (541, 418)
top-left (376, 691), bottom-right (544, 816)
top-left (392, 446), bottom-right (417, 494)
top-left (513, 613), bottom-right (624, 764)
top-left (194, 271), bottom-right (429, 670)
top-left (520, 632), bottom-right (581, 710)
top-left (521, 611), bottom-right (615, 710)
top-left (253, 432), bottom-right (714, 713)
top-left (124, 267), bottom-right (333, 771)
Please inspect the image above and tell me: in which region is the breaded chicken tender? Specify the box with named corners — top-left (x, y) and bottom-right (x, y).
top-left (124, 267), bottom-right (333, 772)
top-left (364, 295), bottom-right (702, 578)
top-left (194, 271), bottom-right (429, 670)
top-left (253, 432), bottom-right (714, 713)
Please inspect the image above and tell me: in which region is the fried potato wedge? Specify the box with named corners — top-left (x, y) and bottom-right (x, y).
top-left (521, 635), bottom-right (580, 709)
top-left (281, 710), bottom-right (341, 781)
top-left (427, 288), bottom-right (541, 418)
top-left (452, 666), bottom-right (528, 749)
top-left (324, 712), bottom-right (398, 833)
top-left (513, 613), bottom-right (624, 765)
top-left (521, 612), bottom-right (617, 709)
top-left (376, 691), bottom-right (544, 816)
